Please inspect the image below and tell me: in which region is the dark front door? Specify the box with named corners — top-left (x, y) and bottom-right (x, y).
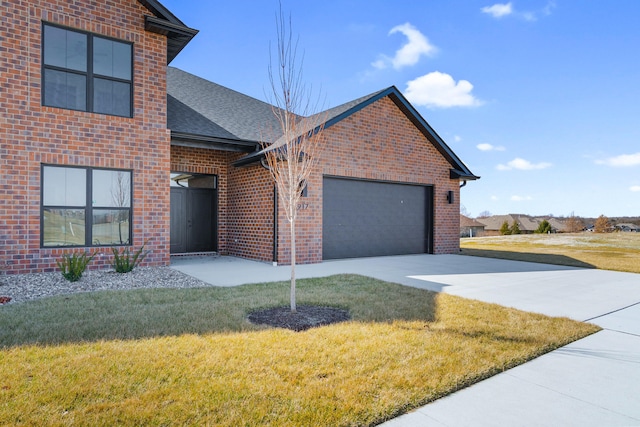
top-left (170, 187), bottom-right (217, 253)
top-left (322, 177), bottom-right (433, 259)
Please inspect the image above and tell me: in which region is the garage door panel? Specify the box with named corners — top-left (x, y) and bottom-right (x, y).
top-left (323, 177), bottom-right (432, 259)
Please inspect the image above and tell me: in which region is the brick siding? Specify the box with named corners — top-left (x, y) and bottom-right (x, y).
top-left (1, 0), bottom-right (170, 274)
top-left (169, 96), bottom-right (462, 266)
top-left (270, 96), bottom-right (461, 265)
top-left (227, 153), bottom-right (275, 262)
top-left (319, 97), bottom-right (460, 257)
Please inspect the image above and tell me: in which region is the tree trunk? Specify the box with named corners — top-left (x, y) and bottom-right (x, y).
top-left (290, 216), bottom-right (296, 312)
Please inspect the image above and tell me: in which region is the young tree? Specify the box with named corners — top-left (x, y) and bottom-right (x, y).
top-left (594, 215), bottom-right (611, 233)
top-left (510, 220), bottom-right (521, 235)
top-left (500, 220), bottom-right (511, 235)
top-left (535, 219), bottom-right (552, 234)
top-left (262, 8), bottom-right (326, 312)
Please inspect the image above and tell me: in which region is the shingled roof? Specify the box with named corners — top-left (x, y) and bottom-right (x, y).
top-left (167, 67), bottom-right (284, 151)
top-left (232, 89), bottom-right (387, 166)
top-left (232, 86), bottom-right (479, 181)
top-left (166, 67), bottom-right (479, 180)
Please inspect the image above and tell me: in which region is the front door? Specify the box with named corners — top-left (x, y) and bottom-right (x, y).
top-left (170, 174), bottom-right (217, 253)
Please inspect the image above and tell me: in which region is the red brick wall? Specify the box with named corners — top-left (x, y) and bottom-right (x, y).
top-left (0, 0), bottom-right (170, 274)
top-left (167, 95), bottom-right (461, 265)
top-left (169, 148), bottom-right (276, 263)
top-left (226, 154), bottom-right (275, 262)
top-left (274, 96), bottom-right (460, 264)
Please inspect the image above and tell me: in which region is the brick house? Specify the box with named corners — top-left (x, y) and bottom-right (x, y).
top-left (460, 214), bottom-right (486, 238)
top-left (1, 0), bottom-right (478, 275)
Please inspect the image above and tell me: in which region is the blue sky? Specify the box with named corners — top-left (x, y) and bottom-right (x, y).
top-left (162, 0), bottom-right (640, 218)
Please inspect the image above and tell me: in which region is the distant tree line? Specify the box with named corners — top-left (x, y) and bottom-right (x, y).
top-left (473, 211), bottom-right (636, 236)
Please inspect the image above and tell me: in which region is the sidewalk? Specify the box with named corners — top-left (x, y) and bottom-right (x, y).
top-left (171, 254), bottom-right (640, 426)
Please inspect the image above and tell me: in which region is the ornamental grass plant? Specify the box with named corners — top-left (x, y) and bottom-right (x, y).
top-left (56, 251), bottom-right (97, 282)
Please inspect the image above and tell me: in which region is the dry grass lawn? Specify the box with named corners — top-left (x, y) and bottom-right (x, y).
top-left (0, 275), bottom-right (598, 426)
top-left (461, 232), bottom-right (640, 273)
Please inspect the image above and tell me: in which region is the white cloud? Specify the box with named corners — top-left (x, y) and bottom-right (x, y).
top-left (497, 157), bottom-right (552, 171)
top-left (482, 1), bottom-right (555, 21)
top-left (511, 195), bottom-right (533, 201)
top-left (477, 143), bottom-right (505, 151)
top-left (491, 195), bottom-right (499, 201)
top-left (630, 186), bottom-right (640, 192)
top-left (542, 1), bottom-right (557, 17)
top-left (371, 59), bottom-right (387, 69)
top-left (372, 23), bottom-right (436, 70)
top-left (481, 3), bottom-right (513, 18)
top-left (404, 71), bottom-right (483, 108)
top-left (595, 152), bottom-right (640, 167)
top-left (454, 135), bottom-right (462, 142)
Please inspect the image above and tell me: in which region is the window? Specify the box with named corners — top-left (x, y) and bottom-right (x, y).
top-left (42, 23), bottom-right (133, 117)
top-left (42, 165), bottom-right (132, 247)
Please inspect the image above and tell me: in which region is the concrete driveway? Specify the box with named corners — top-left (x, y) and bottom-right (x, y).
top-left (171, 254), bottom-right (640, 426)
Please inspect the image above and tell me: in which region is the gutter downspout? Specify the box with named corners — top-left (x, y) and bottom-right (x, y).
top-left (272, 185), bottom-right (278, 265)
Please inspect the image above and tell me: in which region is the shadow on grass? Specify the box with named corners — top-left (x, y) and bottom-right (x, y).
top-left (0, 274), bottom-right (438, 348)
top-left (461, 248), bottom-right (596, 269)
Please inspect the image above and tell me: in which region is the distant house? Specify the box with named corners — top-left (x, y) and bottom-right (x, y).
top-left (615, 223), bottom-right (640, 232)
top-left (543, 217), bottom-right (570, 233)
top-left (476, 214), bottom-right (572, 235)
top-left (477, 214), bottom-right (540, 235)
top-left (460, 215), bottom-right (485, 237)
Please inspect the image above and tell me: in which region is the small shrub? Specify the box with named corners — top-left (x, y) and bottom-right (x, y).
top-left (535, 220), bottom-right (552, 234)
top-left (510, 221), bottom-right (521, 235)
top-left (56, 251), bottom-right (97, 282)
top-left (500, 221), bottom-right (511, 235)
top-left (111, 241), bottom-right (149, 273)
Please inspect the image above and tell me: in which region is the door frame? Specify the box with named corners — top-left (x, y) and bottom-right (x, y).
top-left (170, 173), bottom-right (218, 254)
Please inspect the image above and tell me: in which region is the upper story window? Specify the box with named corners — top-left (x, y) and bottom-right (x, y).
top-left (42, 23), bottom-right (133, 117)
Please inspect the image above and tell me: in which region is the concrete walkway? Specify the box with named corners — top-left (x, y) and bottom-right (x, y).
top-left (171, 254), bottom-right (640, 426)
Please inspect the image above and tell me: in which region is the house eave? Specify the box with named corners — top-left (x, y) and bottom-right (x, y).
top-left (232, 150), bottom-right (264, 167)
top-left (450, 169), bottom-right (480, 181)
top-left (144, 16), bottom-right (198, 64)
top-left (171, 132), bottom-right (258, 153)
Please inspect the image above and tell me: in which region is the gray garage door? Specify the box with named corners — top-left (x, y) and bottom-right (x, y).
top-left (322, 177), bottom-right (433, 259)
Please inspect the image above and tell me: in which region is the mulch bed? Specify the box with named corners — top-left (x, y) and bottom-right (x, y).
top-left (248, 305), bottom-right (351, 332)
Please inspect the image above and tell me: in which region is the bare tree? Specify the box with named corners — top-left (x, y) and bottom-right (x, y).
top-left (594, 215), bottom-right (612, 233)
top-left (565, 212), bottom-right (584, 233)
top-left (111, 171), bottom-right (131, 244)
top-left (262, 7), bottom-right (326, 312)
top-left (477, 210), bottom-right (492, 219)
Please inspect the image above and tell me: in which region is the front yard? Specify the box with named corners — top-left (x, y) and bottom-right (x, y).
top-left (0, 274), bottom-right (598, 426)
